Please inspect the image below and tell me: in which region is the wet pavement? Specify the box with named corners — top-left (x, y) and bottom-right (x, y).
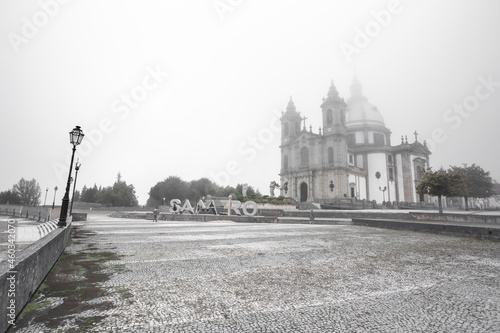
top-left (11, 213), bottom-right (500, 332)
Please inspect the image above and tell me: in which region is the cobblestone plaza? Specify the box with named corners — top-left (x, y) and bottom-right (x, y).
top-left (13, 214), bottom-right (500, 332)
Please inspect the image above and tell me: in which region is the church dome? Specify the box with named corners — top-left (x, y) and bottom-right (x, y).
top-left (345, 77), bottom-right (385, 127)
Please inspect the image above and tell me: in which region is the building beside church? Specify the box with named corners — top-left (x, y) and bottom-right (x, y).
top-left (279, 78), bottom-right (431, 203)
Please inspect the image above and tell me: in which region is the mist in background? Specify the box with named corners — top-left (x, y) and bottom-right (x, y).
top-left (1, 0), bottom-right (499, 205)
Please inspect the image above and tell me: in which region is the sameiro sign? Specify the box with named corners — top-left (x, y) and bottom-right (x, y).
top-left (169, 197), bottom-right (258, 216)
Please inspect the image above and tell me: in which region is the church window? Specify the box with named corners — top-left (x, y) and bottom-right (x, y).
top-left (415, 166), bottom-right (422, 180)
top-left (284, 123), bottom-right (289, 136)
top-left (348, 154), bottom-right (354, 165)
top-left (374, 133), bottom-right (385, 146)
top-left (301, 147), bottom-right (309, 167)
top-left (327, 110), bottom-right (333, 126)
top-left (328, 147), bottom-right (334, 164)
top-left (387, 154), bottom-right (393, 164)
top-left (388, 167), bottom-right (394, 181)
top-left (413, 158), bottom-right (426, 181)
top-left (284, 155), bottom-right (289, 170)
top-left (347, 133), bottom-right (356, 146)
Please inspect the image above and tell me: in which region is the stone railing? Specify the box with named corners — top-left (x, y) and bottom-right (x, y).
top-left (0, 222), bottom-right (72, 332)
top-left (0, 205), bottom-right (52, 222)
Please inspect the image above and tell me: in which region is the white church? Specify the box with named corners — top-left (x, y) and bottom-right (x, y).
top-left (279, 77), bottom-right (431, 204)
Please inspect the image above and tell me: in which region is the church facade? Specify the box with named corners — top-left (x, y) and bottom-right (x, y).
top-left (279, 78), bottom-right (431, 203)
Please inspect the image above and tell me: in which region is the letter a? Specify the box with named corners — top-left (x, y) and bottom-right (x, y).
top-left (8, 33), bottom-right (29, 53)
top-left (181, 200), bottom-right (195, 214)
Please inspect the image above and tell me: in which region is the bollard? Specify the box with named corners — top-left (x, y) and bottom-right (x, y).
top-left (38, 211), bottom-right (41, 221)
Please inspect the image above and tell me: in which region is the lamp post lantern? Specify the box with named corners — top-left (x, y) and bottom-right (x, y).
top-left (43, 187), bottom-right (49, 207)
top-left (52, 186), bottom-right (58, 209)
top-left (58, 126), bottom-right (84, 227)
top-left (70, 160), bottom-right (81, 216)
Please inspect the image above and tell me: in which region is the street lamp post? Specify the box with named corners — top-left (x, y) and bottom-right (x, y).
top-left (70, 160), bottom-right (81, 216)
top-left (52, 186), bottom-right (58, 209)
top-left (43, 187), bottom-right (48, 207)
top-left (379, 186), bottom-right (387, 203)
top-left (58, 126), bottom-right (84, 227)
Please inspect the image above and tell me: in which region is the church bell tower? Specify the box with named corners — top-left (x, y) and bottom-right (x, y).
top-left (280, 96), bottom-right (302, 144)
top-left (320, 80), bottom-right (349, 197)
top-left (321, 81), bottom-right (347, 137)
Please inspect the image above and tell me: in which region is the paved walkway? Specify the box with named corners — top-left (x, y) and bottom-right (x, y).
top-left (11, 213), bottom-right (500, 332)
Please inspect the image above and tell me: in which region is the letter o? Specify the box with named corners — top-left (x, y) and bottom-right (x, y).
top-left (33, 11), bottom-right (49, 28)
top-left (463, 95), bottom-right (479, 112)
top-left (365, 21), bottom-right (381, 38)
top-left (258, 128), bottom-right (274, 144)
top-left (131, 86), bottom-right (147, 102)
top-left (269, 115), bottom-right (281, 132)
top-left (242, 201), bottom-right (257, 216)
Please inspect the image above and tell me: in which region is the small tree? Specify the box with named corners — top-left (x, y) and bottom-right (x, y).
top-left (416, 168), bottom-right (468, 214)
top-left (110, 175), bottom-right (138, 207)
top-left (147, 176), bottom-right (189, 207)
top-left (188, 178), bottom-right (220, 202)
top-left (449, 164), bottom-right (493, 210)
top-left (12, 178), bottom-right (41, 206)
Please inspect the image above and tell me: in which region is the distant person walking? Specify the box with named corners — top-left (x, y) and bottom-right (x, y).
top-left (153, 206), bottom-right (159, 222)
top-left (309, 210), bottom-right (315, 224)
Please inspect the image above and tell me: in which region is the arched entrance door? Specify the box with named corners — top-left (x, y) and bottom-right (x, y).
top-left (300, 182), bottom-right (308, 202)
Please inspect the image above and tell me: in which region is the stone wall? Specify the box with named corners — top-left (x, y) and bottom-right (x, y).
top-left (156, 214), bottom-right (278, 223)
top-left (352, 218), bottom-right (500, 240)
top-left (0, 224), bottom-right (72, 332)
top-left (410, 212), bottom-right (500, 225)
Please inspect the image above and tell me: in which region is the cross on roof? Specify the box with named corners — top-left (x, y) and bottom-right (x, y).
top-left (302, 116), bottom-right (307, 130)
top-left (414, 130), bottom-right (419, 142)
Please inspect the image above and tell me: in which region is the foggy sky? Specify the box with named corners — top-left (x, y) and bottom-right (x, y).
top-left (1, 0), bottom-right (499, 205)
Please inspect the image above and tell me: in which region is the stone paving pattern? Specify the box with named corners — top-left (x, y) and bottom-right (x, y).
top-left (13, 214), bottom-right (500, 332)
